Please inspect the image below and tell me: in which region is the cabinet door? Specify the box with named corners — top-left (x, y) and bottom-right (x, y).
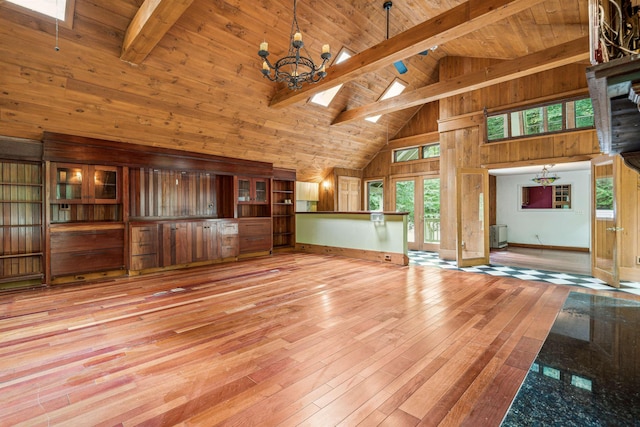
top-left (238, 178), bottom-right (251, 203)
top-left (53, 163), bottom-right (86, 203)
top-left (192, 221), bottom-right (218, 261)
top-left (254, 178), bottom-right (269, 204)
top-left (162, 222), bottom-right (192, 266)
top-left (93, 166), bottom-right (120, 203)
top-left (237, 177), bottom-right (269, 204)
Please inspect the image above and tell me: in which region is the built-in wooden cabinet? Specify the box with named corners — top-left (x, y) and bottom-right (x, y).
top-left (129, 219), bottom-right (239, 272)
top-left (50, 224), bottom-right (125, 278)
top-left (239, 218), bottom-right (272, 254)
top-left (0, 161), bottom-right (44, 287)
top-left (237, 176), bottom-right (270, 218)
top-left (273, 170), bottom-right (296, 249)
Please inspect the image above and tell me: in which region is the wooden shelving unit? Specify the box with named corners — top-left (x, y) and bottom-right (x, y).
top-left (272, 169), bottom-right (296, 250)
top-left (0, 161), bottom-right (44, 288)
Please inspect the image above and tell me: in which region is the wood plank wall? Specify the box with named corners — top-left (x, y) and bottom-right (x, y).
top-left (129, 168), bottom-right (222, 218)
top-left (362, 62), bottom-right (602, 259)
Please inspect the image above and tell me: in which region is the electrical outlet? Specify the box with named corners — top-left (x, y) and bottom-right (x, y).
top-left (636, 256), bottom-right (640, 265)
top-left (384, 254), bottom-right (392, 261)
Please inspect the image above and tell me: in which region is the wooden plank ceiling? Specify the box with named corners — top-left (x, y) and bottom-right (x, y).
top-left (0, 0), bottom-right (589, 181)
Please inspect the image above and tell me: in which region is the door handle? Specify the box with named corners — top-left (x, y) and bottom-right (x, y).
top-left (606, 227), bottom-right (624, 231)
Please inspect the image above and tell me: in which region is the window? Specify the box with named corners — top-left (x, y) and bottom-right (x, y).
top-left (309, 48), bottom-right (353, 107)
top-left (394, 147), bottom-right (420, 163)
top-left (365, 78), bottom-right (407, 123)
top-left (423, 143), bottom-right (440, 159)
top-left (393, 143), bottom-right (440, 163)
top-left (486, 97), bottom-right (594, 142)
top-left (5, 0), bottom-right (74, 27)
top-left (366, 180), bottom-right (383, 211)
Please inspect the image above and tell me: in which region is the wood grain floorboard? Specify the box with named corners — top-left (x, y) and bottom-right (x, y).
top-left (0, 252), bottom-right (581, 426)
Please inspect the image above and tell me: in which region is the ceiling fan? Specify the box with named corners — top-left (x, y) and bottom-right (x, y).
top-left (383, 1), bottom-right (431, 74)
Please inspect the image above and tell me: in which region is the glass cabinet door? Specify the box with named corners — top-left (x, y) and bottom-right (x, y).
top-left (238, 179), bottom-right (251, 202)
top-left (94, 167), bottom-right (118, 201)
top-left (55, 165), bottom-right (84, 201)
top-left (254, 179), bottom-right (268, 203)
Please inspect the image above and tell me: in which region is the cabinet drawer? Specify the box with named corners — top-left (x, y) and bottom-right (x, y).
top-left (51, 247), bottom-right (124, 277)
top-left (219, 235), bottom-right (239, 258)
top-left (131, 254), bottom-right (159, 271)
top-left (239, 218), bottom-right (271, 236)
top-left (239, 235), bottom-right (271, 253)
top-left (218, 221), bottom-right (238, 235)
top-left (131, 241), bottom-right (157, 256)
top-left (51, 229), bottom-right (124, 253)
top-left (131, 225), bottom-right (158, 244)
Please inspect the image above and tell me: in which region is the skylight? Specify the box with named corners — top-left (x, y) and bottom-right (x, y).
top-left (365, 79), bottom-right (407, 123)
top-left (6, 0), bottom-right (66, 20)
top-left (309, 49), bottom-right (353, 107)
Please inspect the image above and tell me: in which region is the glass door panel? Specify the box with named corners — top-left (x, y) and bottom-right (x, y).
top-left (55, 165), bottom-right (83, 201)
top-left (456, 168), bottom-right (489, 267)
top-left (395, 179), bottom-right (416, 247)
top-left (254, 179), bottom-right (268, 203)
top-left (423, 177), bottom-right (440, 249)
top-left (592, 156), bottom-right (620, 287)
top-left (94, 168), bottom-right (118, 201)
top-left (238, 179), bottom-right (251, 203)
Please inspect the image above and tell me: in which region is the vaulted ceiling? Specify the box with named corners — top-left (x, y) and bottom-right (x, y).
top-left (0, 0), bottom-right (589, 181)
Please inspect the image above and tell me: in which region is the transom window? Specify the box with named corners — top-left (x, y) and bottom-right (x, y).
top-left (486, 97), bottom-right (594, 142)
top-left (393, 143), bottom-right (440, 163)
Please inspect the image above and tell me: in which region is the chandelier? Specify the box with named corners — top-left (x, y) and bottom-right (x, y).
top-left (532, 165), bottom-right (560, 187)
top-left (258, 0), bottom-right (331, 90)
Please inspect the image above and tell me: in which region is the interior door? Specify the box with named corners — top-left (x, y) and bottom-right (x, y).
top-left (338, 176), bottom-right (361, 211)
top-left (456, 168), bottom-right (489, 267)
top-left (591, 155), bottom-right (620, 288)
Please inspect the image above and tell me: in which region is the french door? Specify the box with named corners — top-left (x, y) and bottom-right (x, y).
top-left (393, 176), bottom-right (440, 251)
top-left (456, 168), bottom-right (489, 267)
top-left (591, 155), bottom-right (621, 288)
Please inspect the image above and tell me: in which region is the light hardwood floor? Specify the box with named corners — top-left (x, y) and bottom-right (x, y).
top-left (0, 252), bottom-right (590, 426)
top-left (490, 247), bottom-right (591, 276)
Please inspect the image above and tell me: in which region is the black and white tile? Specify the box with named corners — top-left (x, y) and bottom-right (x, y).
top-left (408, 250), bottom-right (640, 295)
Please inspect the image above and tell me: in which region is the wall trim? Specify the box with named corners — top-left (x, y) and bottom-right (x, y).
top-left (507, 242), bottom-right (590, 252)
top-left (295, 243), bottom-right (408, 266)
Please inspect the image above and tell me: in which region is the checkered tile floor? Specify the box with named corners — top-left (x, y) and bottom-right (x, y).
top-left (408, 250), bottom-right (640, 296)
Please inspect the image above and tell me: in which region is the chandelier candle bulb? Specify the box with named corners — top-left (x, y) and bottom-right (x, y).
top-left (260, 42), bottom-right (268, 52)
top-left (294, 32), bottom-right (302, 42)
top-left (322, 44), bottom-right (330, 53)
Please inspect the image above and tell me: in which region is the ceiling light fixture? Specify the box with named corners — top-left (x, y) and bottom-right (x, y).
top-left (258, 0), bottom-right (331, 90)
top-left (532, 165), bottom-right (560, 187)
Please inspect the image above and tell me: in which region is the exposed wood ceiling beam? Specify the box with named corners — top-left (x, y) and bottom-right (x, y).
top-left (121, 0), bottom-right (194, 64)
top-left (332, 37), bottom-right (590, 125)
top-left (268, 0), bottom-right (547, 108)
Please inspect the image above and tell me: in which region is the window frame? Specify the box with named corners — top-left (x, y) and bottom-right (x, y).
top-left (392, 143), bottom-right (441, 164)
top-left (365, 179), bottom-right (384, 212)
top-left (485, 96), bottom-right (594, 143)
